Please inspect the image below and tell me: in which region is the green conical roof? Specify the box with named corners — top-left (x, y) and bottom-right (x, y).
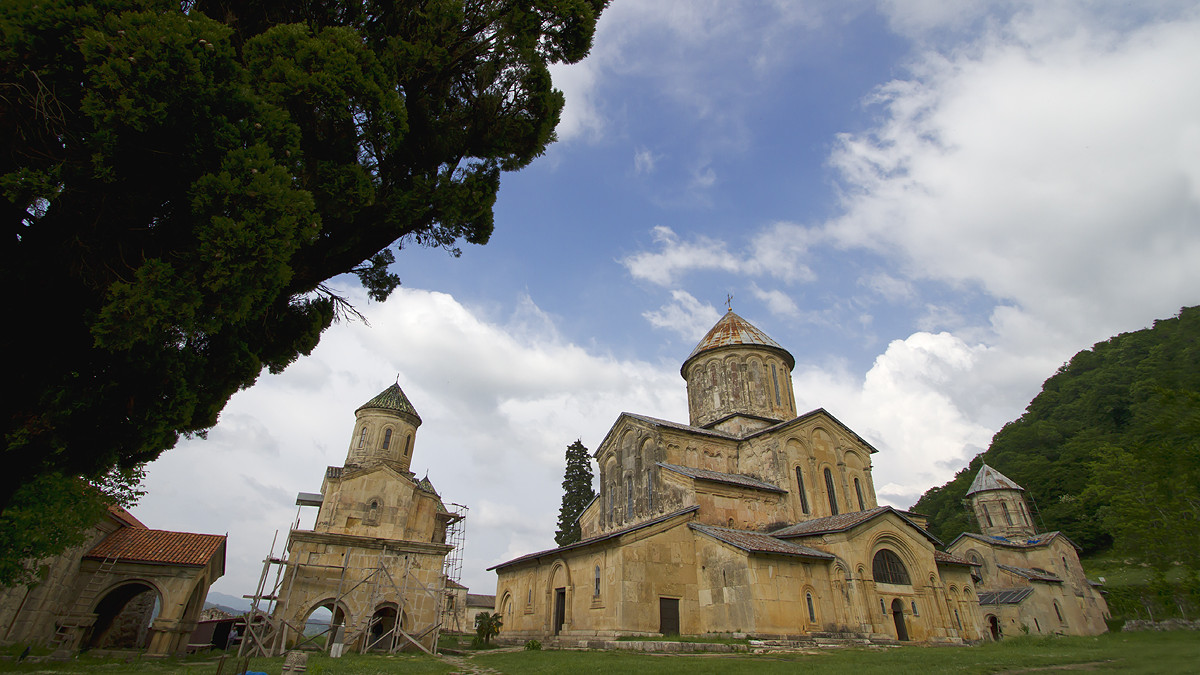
top-left (356, 383), bottom-right (422, 424)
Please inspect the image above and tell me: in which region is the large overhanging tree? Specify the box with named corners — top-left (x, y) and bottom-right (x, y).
top-left (0, 0), bottom-right (607, 516)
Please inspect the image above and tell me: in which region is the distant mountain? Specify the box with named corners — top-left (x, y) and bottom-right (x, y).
top-left (914, 306), bottom-right (1200, 557)
top-left (205, 590), bottom-right (254, 614)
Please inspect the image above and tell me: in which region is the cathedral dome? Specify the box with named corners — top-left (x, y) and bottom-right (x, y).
top-left (681, 309), bottom-right (795, 377)
top-left (681, 310), bottom-right (798, 431)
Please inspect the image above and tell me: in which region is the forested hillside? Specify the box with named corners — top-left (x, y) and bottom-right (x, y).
top-left (914, 306), bottom-right (1200, 566)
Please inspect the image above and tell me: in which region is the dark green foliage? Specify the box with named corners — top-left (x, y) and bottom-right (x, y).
top-left (0, 0), bottom-right (607, 522)
top-left (473, 610), bottom-right (502, 646)
top-left (0, 467), bottom-right (144, 586)
top-left (554, 440), bottom-right (596, 546)
top-left (914, 306), bottom-right (1200, 561)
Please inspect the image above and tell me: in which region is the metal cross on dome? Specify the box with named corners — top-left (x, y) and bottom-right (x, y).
top-left (725, 293), bottom-right (734, 311)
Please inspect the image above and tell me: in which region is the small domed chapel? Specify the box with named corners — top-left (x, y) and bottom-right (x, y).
top-left (491, 310), bottom-right (986, 643)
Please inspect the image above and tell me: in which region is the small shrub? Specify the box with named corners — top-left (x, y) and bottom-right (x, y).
top-left (524, 639), bottom-right (542, 650)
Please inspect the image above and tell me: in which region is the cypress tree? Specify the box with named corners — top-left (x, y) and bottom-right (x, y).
top-left (555, 440), bottom-right (596, 546)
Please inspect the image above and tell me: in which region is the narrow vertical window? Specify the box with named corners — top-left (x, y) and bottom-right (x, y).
top-left (382, 428), bottom-right (392, 449)
top-left (880, 599), bottom-right (887, 615)
top-left (1001, 503), bottom-right (1013, 525)
top-left (646, 470), bottom-right (653, 511)
top-left (403, 435), bottom-right (411, 456)
top-left (806, 593), bottom-right (816, 622)
top-left (854, 477), bottom-right (865, 511)
top-left (357, 428), bottom-right (368, 448)
top-left (911, 601), bottom-right (919, 616)
top-left (771, 364), bottom-right (781, 405)
top-left (594, 565), bottom-right (601, 597)
top-left (955, 609), bottom-right (962, 630)
top-left (626, 475), bottom-right (633, 516)
top-left (824, 468), bottom-right (839, 515)
top-left (983, 506), bottom-right (994, 528)
top-left (1054, 601), bottom-right (1063, 622)
top-left (795, 467), bottom-right (810, 514)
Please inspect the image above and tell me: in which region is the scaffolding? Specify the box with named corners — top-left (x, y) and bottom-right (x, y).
top-left (440, 503), bottom-right (468, 633)
top-left (238, 531), bottom-right (450, 659)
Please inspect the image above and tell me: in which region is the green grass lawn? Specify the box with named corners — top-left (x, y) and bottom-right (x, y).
top-left (0, 631), bottom-right (1196, 674)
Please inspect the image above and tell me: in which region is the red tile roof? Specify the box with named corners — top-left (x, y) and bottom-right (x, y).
top-left (85, 527), bottom-right (225, 567)
top-left (107, 504), bottom-right (147, 529)
top-left (933, 550), bottom-right (976, 566)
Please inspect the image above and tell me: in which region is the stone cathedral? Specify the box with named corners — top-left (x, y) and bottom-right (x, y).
top-left (492, 310), bottom-right (986, 643)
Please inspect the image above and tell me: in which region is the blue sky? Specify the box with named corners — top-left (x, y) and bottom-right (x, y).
top-left (133, 1), bottom-right (1200, 602)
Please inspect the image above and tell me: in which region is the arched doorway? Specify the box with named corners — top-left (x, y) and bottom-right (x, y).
top-left (890, 599), bottom-right (908, 641)
top-left (84, 582), bottom-right (161, 650)
top-left (988, 615), bottom-right (1001, 641)
top-left (301, 601), bottom-right (346, 651)
top-left (365, 604), bottom-right (400, 651)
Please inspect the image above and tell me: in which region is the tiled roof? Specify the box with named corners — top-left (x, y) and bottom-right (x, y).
top-left (951, 531), bottom-right (1078, 551)
top-left (682, 310), bottom-right (795, 372)
top-left (85, 528), bottom-right (225, 567)
top-left (658, 463), bottom-right (786, 493)
top-left (770, 506), bottom-right (943, 546)
top-left (997, 564), bottom-right (1063, 583)
top-left (356, 383), bottom-right (422, 422)
top-left (107, 505), bottom-right (147, 529)
top-left (466, 594), bottom-right (496, 607)
top-left (933, 550), bottom-right (977, 566)
top-left (445, 578), bottom-right (467, 590)
top-left (978, 587), bottom-right (1035, 605)
top-left (689, 524), bottom-right (835, 560)
top-left (966, 464), bottom-right (1024, 495)
top-left (488, 506), bottom-right (700, 570)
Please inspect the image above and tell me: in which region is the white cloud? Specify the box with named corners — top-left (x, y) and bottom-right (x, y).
top-left (748, 283), bottom-right (800, 318)
top-left (135, 288), bottom-right (686, 598)
top-left (642, 290), bottom-right (722, 340)
top-left (623, 224), bottom-right (819, 287)
top-left (633, 147), bottom-right (659, 175)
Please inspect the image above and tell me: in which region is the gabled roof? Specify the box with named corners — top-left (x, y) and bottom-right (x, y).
top-left (978, 587), bottom-right (1035, 605)
top-left (948, 530), bottom-right (1080, 552)
top-left (445, 578), bottom-right (468, 590)
top-left (689, 524), bottom-right (835, 560)
top-left (658, 462), bottom-right (786, 494)
top-left (966, 464), bottom-right (1024, 496)
top-left (741, 407), bottom-right (880, 454)
top-left (108, 505), bottom-right (147, 529)
top-left (769, 506), bottom-right (942, 546)
top-left (356, 382), bottom-right (422, 423)
top-left (933, 550), bottom-right (977, 566)
top-left (85, 528), bottom-right (226, 567)
top-left (997, 563), bottom-right (1063, 583)
top-left (682, 309), bottom-right (795, 375)
top-left (466, 594), bottom-right (496, 607)
top-left (488, 506), bottom-right (700, 571)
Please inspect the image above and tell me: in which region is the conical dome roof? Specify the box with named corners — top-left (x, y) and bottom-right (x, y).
top-left (682, 309), bottom-right (795, 375)
top-left (966, 463), bottom-right (1024, 496)
top-left (356, 383), bottom-right (422, 424)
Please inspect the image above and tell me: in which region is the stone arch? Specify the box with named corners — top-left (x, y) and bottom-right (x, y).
top-left (300, 597), bottom-right (349, 648)
top-left (802, 584), bottom-right (819, 625)
top-left (84, 579), bottom-right (164, 650)
top-left (364, 602), bottom-right (402, 651)
top-left (499, 591), bottom-right (514, 623)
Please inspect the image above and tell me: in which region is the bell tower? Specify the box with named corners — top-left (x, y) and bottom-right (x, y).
top-left (345, 382), bottom-right (421, 475)
top-left (967, 464), bottom-right (1037, 538)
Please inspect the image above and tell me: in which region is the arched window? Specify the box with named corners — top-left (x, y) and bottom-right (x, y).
top-left (872, 549), bottom-right (911, 585)
top-left (381, 428), bottom-right (392, 450)
top-left (594, 565), bottom-right (601, 597)
top-left (403, 435), bottom-right (411, 456)
top-left (626, 475), bottom-right (633, 516)
top-left (1001, 502), bottom-right (1013, 525)
top-left (806, 593), bottom-right (816, 622)
top-left (854, 477), bottom-right (865, 511)
top-left (1054, 601), bottom-right (1063, 623)
top-left (911, 601), bottom-right (919, 616)
top-left (983, 505), bottom-right (994, 527)
top-left (771, 364), bottom-right (781, 405)
top-left (357, 428), bottom-right (368, 448)
top-left (795, 467), bottom-right (810, 514)
top-left (824, 468), bottom-right (839, 515)
top-left (646, 469), bottom-right (654, 511)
